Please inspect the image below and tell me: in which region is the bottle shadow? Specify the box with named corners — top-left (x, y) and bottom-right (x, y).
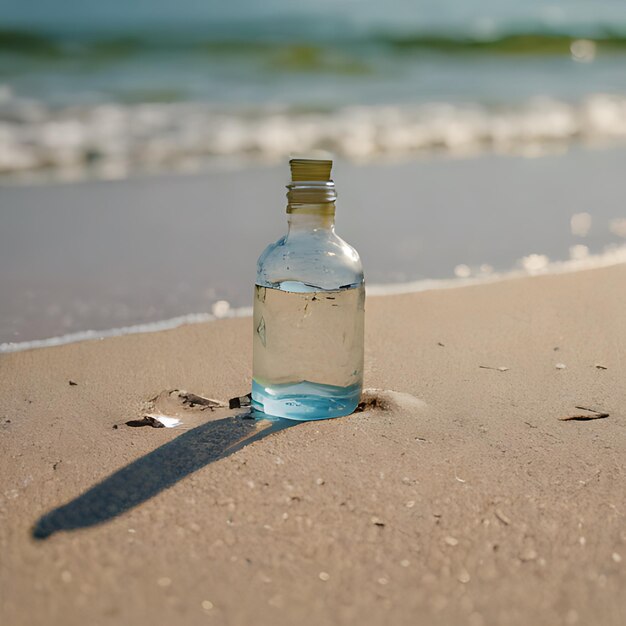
top-left (32, 412), bottom-right (295, 540)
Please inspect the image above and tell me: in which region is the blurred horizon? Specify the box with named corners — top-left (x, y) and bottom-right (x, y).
top-left (2, 0), bottom-right (626, 344)
top-left (2, 0), bottom-right (626, 182)
top-left (3, 0), bottom-right (626, 34)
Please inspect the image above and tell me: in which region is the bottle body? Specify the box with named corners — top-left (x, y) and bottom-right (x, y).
top-left (252, 281), bottom-right (364, 420)
top-left (252, 159), bottom-right (364, 420)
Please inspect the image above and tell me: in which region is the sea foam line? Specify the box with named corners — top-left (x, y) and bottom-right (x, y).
top-left (2, 91), bottom-right (626, 180)
top-left (2, 245), bottom-right (625, 354)
top-left (369, 244), bottom-right (626, 296)
top-left (0, 308), bottom-right (251, 354)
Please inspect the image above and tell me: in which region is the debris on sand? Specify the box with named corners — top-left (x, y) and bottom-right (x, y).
top-left (479, 365), bottom-right (509, 372)
top-left (176, 390), bottom-right (225, 409)
top-left (559, 406), bottom-right (609, 421)
top-left (145, 414), bottom-right (182, 428)
top-left (519, 547), bottom-right (538, 562)
top-left (494, 509), bottom-right (512, 525)
top-left (229, 393), bottom-right (252, 409)
top-left (145, 389), bottom-right (226, 418)
top-left (457, 568), bottom-right (471, 583)
top-left (126, 414), bottom-right (182, 428)
top-left (355, 389), bottom-right (427, 413)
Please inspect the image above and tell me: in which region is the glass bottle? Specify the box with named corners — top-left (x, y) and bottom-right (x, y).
top-left (252, 157), bottom-right (365, 421)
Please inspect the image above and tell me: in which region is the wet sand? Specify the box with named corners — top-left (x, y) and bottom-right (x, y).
top-left (2, 145), bottom-right (626, 345)
top-left (1, 263), bottom-right (625, 625)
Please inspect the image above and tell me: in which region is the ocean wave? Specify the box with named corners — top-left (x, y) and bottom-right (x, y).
top-left (2, 26), bottom-right (626, 58)
top-left (376, 32), bottom-right (626, 55)
top-left (2, 89), bottom-right (626, 180)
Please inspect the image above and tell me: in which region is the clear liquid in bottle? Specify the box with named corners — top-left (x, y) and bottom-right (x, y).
top-left (252, 282), bottom-right (364, 420)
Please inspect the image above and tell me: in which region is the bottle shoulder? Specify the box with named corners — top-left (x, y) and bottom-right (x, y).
top-left (256, 230), bottom-right (363, 290)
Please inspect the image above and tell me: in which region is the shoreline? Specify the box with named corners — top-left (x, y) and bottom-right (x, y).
top-left (2, 249), bottom-right (625, 354)
top-left (3, 145), bottom-right (626, 346)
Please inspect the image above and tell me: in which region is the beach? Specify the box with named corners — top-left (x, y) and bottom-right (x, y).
top-left (3, 2), bottom-right (626, 623)
top-left (1, 262), bottom-right (625, 625)
top-left (3, 145), bottom-right (626, 347)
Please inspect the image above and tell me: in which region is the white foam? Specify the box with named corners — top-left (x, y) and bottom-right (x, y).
top-left (2, 246), bottom-right (625, 354)
top-left (2, 93), bottom-right (626, 181)
top-left (367, 244), bottom-right (626, 297)
top-left (610, 218), bottom-right (626, 238)
top-left (0, 307), bottom-right (251, 354)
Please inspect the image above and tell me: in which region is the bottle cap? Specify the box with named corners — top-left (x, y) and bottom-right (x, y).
top-left (289, 155), bottom-right (333, 182)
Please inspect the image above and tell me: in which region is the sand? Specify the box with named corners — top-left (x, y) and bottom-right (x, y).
top-left (1, 264), bottom-right (625, 626)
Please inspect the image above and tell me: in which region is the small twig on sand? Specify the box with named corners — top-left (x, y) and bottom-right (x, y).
top-left (575, 405), bottom-right (607, 414)
top-left (495, 509), bottom-right (512, 525)
top-left (479, 365), bottom-right (509, 372)
top-left (559, 406), bottom-right (609, 421)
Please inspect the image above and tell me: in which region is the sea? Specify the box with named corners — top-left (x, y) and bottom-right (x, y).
top-left (2, 0), bottom-right (626, 349)
top-left (2, 0), bottom-right (626, 182)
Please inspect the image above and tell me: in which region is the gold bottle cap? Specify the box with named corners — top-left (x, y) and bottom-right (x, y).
top-left (289, 157), bottom-right (333, 182)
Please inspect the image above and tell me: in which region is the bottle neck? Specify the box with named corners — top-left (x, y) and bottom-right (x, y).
top-left (287, 203), bottom-right (336, 234)
top-left (286, 178), bottom-right (337, 234)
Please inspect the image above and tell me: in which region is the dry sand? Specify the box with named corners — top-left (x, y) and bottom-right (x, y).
top-left (1, 264), bottom-right (625, 626)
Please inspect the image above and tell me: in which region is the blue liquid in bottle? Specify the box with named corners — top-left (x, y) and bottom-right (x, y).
top-left (252, 158), bottom-right (364, 421)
